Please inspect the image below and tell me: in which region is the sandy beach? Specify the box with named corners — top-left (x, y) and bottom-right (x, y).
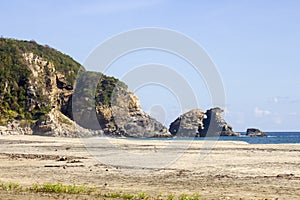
top-left (0, 135), bottom-right (299, 199)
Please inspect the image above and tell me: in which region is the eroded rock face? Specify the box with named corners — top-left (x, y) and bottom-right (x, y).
top-left (169, 107), bottom-right (240, 137)
top-left (21, 53), bottom-right (80, 136)
top-left (1, 39), bottom-right (171, 137)
top-left (169, 109), bottom-right (205, 137)
top-left (72, 71), bottom-right (172, 138)
top-left (31, 110), bottom-right (102, 137)
top-left (199, 108), bottom-right (240, 137)
top-left (246, 128), bottom-right (267, 137)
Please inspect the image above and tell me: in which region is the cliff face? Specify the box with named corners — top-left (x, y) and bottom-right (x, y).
top-left (0, 38), bottom-right (171, 137)
top-left (72, 71), bottom-right (171, 137)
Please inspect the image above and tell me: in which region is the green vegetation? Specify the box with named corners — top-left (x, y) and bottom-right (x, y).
top-left (122, 193), bottom-right (136, 200)
top-left (0, 38), bottom-right (81, 84)
top-left (179, 193), bottom-right (201, 200)
top-left (0, 37), bottom-right (131, 126)
top-left (105, 191), bottom-right (122, 198)
top-left (30, 183), bottom-right (95, 194)
top-left (0, 38), bottom-right (82, 124)
top-left (0, 181), bottom-right (202, 200)
top-left (95, 75), bottom-right (127, 106)
top-left (74, 70), bottom-right (128, 107)
top-left (138, 192), bottom-right (149, 199)
top-left (167, 194), bottom-right (175, 200)
top-left (0, 182), bottom-right (21, 191)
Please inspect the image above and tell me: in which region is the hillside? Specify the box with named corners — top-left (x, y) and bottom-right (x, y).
top-left (0, 38), bottom-right (171, 137)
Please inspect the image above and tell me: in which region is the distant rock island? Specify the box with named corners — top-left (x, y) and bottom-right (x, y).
top-left (0, 38), bottom-right (258, 138)
top-left (246, 128), bottom-right (267, 137)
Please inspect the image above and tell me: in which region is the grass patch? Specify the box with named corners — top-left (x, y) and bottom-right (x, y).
top-left (167, 194), bottom-right (175, 200)
top-left (138, 192), bottom-right (149, 199)
top-left (29, 182), bottom-right (95, 194)
top-left (179, 193), bottom-right (201, 200)
top-left (105, 192), bottom-right (122, 198)
top-left (122, 193), bottom-right (135, 199)
top-left (0, 182), bottom-right (21, 191)
top-left (0, 181), bottom-right (201, 199)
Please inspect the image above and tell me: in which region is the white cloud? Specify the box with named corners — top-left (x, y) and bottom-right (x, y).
top-left (223, 107), bottom-right (245, 126)
top-left (254, 107), bottom-right (271, 117)
top-left (289, 112), bottom-right (298, 116)
top-left (270, 96), bottom-right (300, 104)
top-left (273, 97), bottom-right (278, 103)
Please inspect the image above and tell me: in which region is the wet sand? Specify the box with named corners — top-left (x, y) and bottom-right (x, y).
top-left (0, 135), bottom-right (299, 199)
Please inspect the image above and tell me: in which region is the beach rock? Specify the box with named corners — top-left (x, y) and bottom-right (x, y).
top-left (169, 109), bottom-right (205, 137)
top-left (246, 128), bottom-right (267, 137)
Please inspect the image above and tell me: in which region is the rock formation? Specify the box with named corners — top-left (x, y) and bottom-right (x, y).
top-left (246, 128), bottom-right (267, 137)
top-left (169, 107), bottom-right (240, 137)
top-left (0, 38), bottom-right (243, 138)
top-left (72, 71), bottom-right (171, 138)
top-left (169, 109), bottom-right (205, 137)
top-left (21, 52), bottom-right (94, 137)
top-left (0, 38), bottom-right (171, 137)
top-left (199, 108), bottom-right (240, 137)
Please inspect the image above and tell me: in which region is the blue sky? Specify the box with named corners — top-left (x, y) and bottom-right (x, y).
top-left (1, 0), bottom-right (300, 131)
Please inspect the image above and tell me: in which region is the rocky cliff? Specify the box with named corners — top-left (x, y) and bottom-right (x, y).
top-left (0, 38), bottom-right (171, 137)
top-left (0, 38), bottom-right (82, 136)
top-left (71, 71), bottom-right (171, 137)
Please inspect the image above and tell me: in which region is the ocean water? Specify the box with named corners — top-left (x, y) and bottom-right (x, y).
top-left (143, 132), bottom-right (300, 144)
top-left (194, 132), bottom-right (300, 144)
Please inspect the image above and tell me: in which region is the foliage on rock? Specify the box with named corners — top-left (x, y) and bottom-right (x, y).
top-left (0, 38), bottom-right (81, 124)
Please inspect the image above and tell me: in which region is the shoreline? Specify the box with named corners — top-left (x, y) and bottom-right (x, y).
top-left (0, 135), bottom-right (300, 199)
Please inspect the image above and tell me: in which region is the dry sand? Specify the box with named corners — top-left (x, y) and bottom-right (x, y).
top-left (0, 135), bottom-right (299, 199)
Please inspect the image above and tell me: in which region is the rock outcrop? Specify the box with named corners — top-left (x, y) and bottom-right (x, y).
top-left (169, 107), bottom-right (240, 137)
top-left (0, 38), bottom-right (171, 137)
top-left (0, 123), bottom-right (32, 136)
top-left (22, 52), bottom-right (81, 137)
top-left (72, 71), bottom-right (171, 138)
top-left (0, 38), bottom-right (242, 138)
top-left (169, 109), bottom-right (205, 137)
top-left (246, 128), bottom-right (267, 137)
top-left (199, 108), bottom-right (240, 137)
